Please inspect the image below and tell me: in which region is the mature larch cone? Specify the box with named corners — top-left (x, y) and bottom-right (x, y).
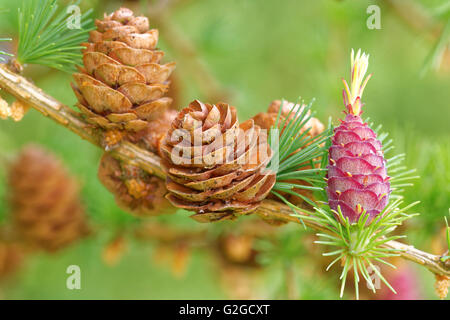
top-left (71, 7), bottom-right (175, 147)
top-left (98, 154), bottom-right (175, 217)
top-left (161, 100), bottom-right (276, 222)
top-left (8, 146), bottom-right (90, 252)
top-left (327, 50), bottom-right (390, 224)
top-left (253, 100), bottom-right (325, 206)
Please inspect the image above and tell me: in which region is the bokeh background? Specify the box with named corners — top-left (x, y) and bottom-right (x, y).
top-left (0, 0), bottom-right (449, 299)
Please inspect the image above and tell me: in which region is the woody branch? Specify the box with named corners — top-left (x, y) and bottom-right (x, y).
top-left (0, 63), bottom-right (448, 278)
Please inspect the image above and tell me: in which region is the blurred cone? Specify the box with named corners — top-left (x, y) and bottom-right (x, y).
top-left (151, 243), bottom-right (191, 279)
top-left (8, 145), bottom-right (90, 252)
top-left (171, 243), bottom-right (191, 278)
top-left (0, 97), bottom-right (10, 120)
top-left (102, 234), bottom-right (127, 267)
top-left (219, 234), bottom-right (257, 266)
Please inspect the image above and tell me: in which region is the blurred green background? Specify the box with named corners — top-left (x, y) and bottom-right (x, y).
top-left (0, 0), bottom-right (449, 299)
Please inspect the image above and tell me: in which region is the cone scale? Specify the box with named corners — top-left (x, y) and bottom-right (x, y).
top-left (327, 50), bottom-right (390, 224)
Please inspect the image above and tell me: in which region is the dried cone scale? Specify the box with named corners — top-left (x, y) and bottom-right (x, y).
top-left (161, 100), bottom-right (276, 222)
top-left (8, 146), bottom-right (90, 252)
top-left (327, 50), bottom-right (390, 224)
top-left (98, 154), bottom-right (175, 217)
top-left (71, 8), bottom-right (175, 147)
top-left (253, 100), bottom-right (325, 206)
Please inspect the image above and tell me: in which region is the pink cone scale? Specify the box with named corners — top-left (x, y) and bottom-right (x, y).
top-left (327, 50), bottom-right (390, 224)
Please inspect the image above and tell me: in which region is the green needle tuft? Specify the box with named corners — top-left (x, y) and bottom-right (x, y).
top-left (268, 98), bottom-right (332, 210)
top-left (16, 0), bottom-right (94, 73)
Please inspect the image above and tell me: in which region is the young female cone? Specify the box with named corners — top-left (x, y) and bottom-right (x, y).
top-left (327, 50), bottom-right (390, 224)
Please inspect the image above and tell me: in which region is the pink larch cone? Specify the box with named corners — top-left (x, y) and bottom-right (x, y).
top-left (327, 50), bottom-right (390, 224)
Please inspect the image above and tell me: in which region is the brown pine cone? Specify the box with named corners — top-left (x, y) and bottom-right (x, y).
top-left (8, 146), bottom-right (90, 252)
top-left (253, 100), bottom-right (325, 206)
top-left (98, 154), bottom-right (175, 217)
top-left (71, 7), bottom-right (175, 148)
top-left (161, 100), bottom-right (276, 223)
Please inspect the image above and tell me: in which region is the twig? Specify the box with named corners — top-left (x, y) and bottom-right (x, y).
top-left (0, 63), bottom-right (448, 278)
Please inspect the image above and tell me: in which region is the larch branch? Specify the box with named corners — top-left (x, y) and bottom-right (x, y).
top-left (0, 63), bottom-right (448, 278)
